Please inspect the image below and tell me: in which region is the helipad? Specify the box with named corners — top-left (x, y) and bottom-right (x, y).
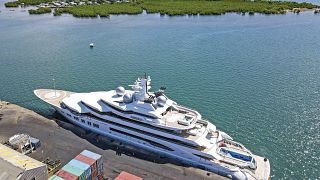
top-left (34, 89), bottom-right (74, 107)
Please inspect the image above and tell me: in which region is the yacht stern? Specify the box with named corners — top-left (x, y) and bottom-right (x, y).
top-left (251, 155), bottom-right (271, 180)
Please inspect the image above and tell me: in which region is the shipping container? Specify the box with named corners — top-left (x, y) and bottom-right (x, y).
top-left (48, 175), bottom-right (65, 180)
top-left (91, 170), bottom-right (98, 180)
top-left (97, 163), bottom-right (103, 176)
top-left (97, 174), bottom-right (103, 180)
top-left (69, 159), bottom-right (92, 179)
top-left (80, 150), bottom-right (101, 161)
top-left (75, 154), bottom-right (97, 172)
top-left (115, 171), bottom-right (142, 180)
top-left (79, 150), bottom-right (103, 175)
top-left (86, 174), bottom-right (92, 180)
top-left (57, 169), bottom-right (79, 180)
top-left (62, 164), bottom-right (86, 180)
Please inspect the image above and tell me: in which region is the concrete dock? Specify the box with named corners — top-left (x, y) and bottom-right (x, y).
top-left (0, 101), bottom-right (227, 180)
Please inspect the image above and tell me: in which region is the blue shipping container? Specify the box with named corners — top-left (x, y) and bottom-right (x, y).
top-left (62, 164), bottom-right (86, 180)
top-left (69, 159), bottom-right (92, 179)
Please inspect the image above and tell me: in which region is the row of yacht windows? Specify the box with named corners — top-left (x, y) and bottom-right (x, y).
top-left (193, 153), bottom-right (214, 161)
top-left (110, 128), bottom-right (174, 151)
top-left (68, 113), bottom-right (100, 129)
top-left (100, 100), bottom-right (158, 119)
top-left (67, 109), bottom-right (172, 151)
top-left (67, 110), bottom-right (172, 151)
top-left (64, 105), bottom-right (203, 150)
top-left (79, 102), bottom-right (183, 136)
top-left (86, 112), bottom-right (203, 150)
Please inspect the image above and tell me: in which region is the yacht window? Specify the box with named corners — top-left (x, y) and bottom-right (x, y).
top-left (193, 153), bottom-right (213, 161)
top-left (93, 123), bottom-right (99, 128)
top-left (61, 102), bottom-right (67, 109)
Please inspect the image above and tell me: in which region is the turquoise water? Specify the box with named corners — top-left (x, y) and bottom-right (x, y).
top-left (1, 1), bottom-right (320, 179)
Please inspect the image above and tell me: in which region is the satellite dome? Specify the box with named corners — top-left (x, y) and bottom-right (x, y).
top-left (123, 93), bottom-right (133, 103)
top-left (116, 86), bottom-right (125, 96)
top-left (157, 96), bottom-right (167, 107)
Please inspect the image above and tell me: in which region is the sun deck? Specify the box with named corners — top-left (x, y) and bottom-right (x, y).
top-left (161, 108), bottom-right (198, 130)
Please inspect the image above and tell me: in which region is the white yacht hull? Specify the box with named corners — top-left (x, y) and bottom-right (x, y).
top-left (34, 88), bottom-right (270, 180)
top-left (54, 107), bottom-right (248, 180)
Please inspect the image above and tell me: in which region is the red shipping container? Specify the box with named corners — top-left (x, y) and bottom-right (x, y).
top-left (97, 174), bottom-right (104, 180)
top-left (75, 154), bottom-right (97, 172)
top-left (115, 171), bottom-right (143, 180)
top-left (57, 169), bottom-right (79, 180)
top-left (91, 170), bottom-right (98, 180)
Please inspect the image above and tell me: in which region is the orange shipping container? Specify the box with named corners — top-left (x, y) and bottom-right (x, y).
top-left (115, 171), bottom-right (143, 180)
top-left (56, 169), bottom-right (79, 180)
top-left (74, 154), bottom-right (97, 172)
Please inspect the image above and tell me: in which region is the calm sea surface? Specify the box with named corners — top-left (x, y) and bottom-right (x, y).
top-left (1, 1), bottom-right (320, 179)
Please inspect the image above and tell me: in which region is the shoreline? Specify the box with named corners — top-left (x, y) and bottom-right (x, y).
top-left (4, 0), bottom-right (319, 18)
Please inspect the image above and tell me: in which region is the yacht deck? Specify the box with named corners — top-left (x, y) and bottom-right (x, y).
top-left (34, 89), bottom-right (74, 107)
top-left (252, 155), bottom-right (270, 180)
top-left (161, 110), bottom-right (196, 130)
top-left (34, 89), bottom-right (197, 130)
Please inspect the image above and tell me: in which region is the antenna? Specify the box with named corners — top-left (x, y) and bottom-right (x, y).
top-left (143, 73), bottom-right (148, 94)
top-left (52, 74), bottom-right (56, 97)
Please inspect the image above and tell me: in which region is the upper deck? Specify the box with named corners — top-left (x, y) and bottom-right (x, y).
top-left (34, 89), bottom-right (200, 131)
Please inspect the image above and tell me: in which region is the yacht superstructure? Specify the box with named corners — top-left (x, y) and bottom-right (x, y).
top-left (34, 75), bottom-right (270, 180)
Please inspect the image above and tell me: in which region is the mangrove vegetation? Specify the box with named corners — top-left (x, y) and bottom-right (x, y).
top-left (29, 7), bottom-right (52, 14)
top-left (5, 0), bottom-right (52, 6)
top-left (5, 0), bottom-right (319, 17)
top-left (141, 0), bottom-right (317, 15)
top-left (54, 3), bottom-right (142, 17)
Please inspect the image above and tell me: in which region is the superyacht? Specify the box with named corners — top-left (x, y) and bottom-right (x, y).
top-left (34, 75), bottom-right (270, 180)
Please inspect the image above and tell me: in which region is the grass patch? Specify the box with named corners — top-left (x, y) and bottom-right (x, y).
top-left (29, 7), bottom-right (52, 14)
